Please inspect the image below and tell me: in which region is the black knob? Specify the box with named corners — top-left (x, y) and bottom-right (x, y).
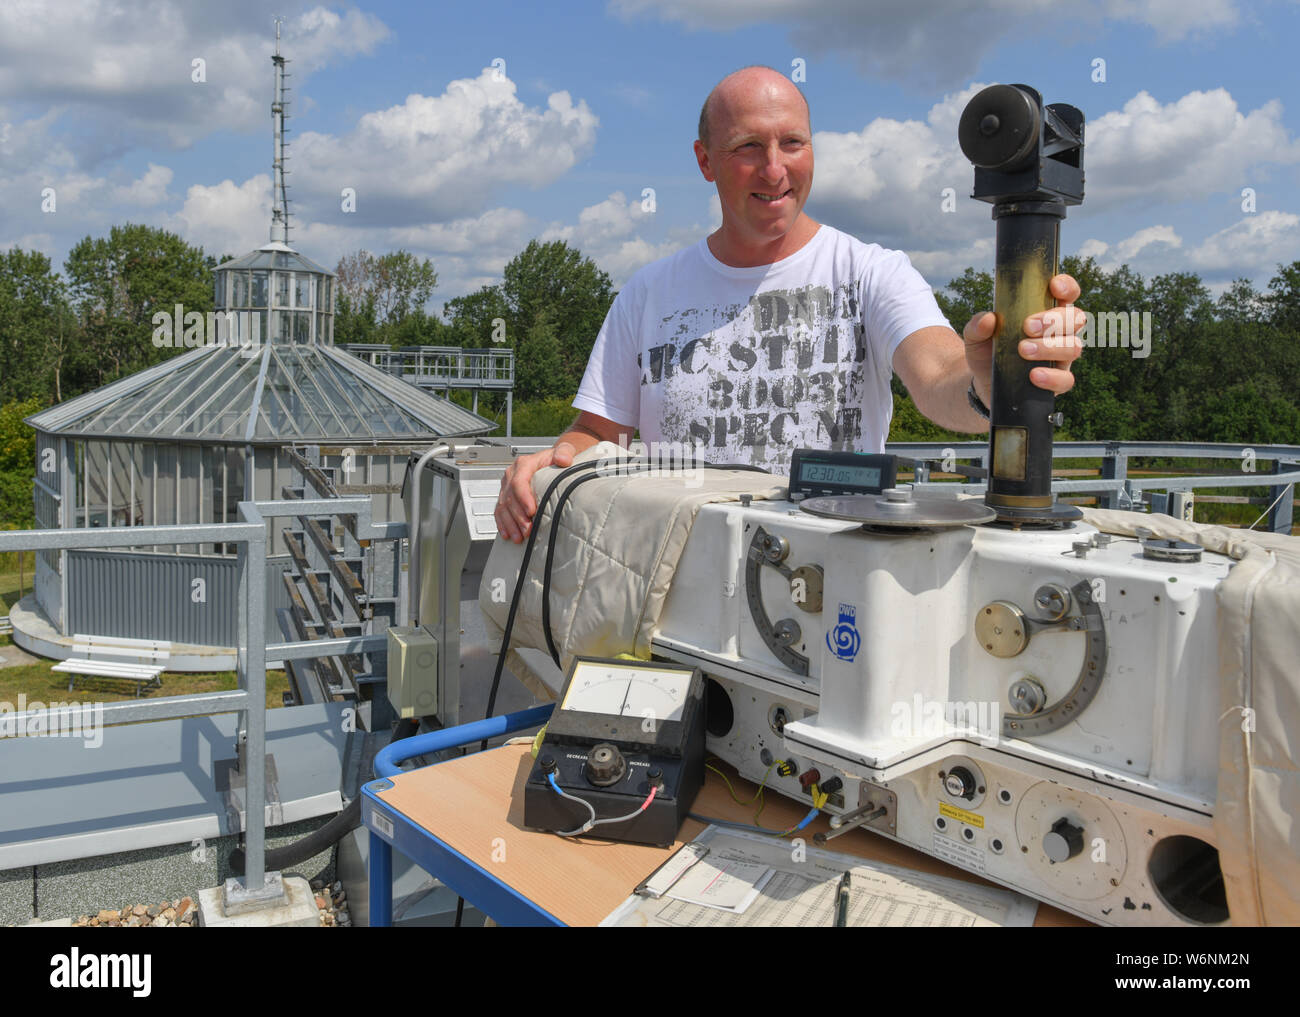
top-left (943, 766), bottom-right (977, 801)
top-left (584, 743), bottom-right (627, 787)
top-left (539, 755), bottom-right (557, 775)
top-left (1043, 817), bottom-right (1085, 863)
top-left (647, 766), bottom-right (663, 788)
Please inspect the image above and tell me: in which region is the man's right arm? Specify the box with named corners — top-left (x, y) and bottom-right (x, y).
top-left (494, 410), bottom-right (635, 543)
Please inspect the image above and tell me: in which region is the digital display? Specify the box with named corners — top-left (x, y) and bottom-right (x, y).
top-left (800, 463), bottom-right (882, 489)
top-left (789, 449), bottom-right (897, 496)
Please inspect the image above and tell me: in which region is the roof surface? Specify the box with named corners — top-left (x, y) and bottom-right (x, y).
top-left (215, 241), bottom-right (333, 276)
top-left (27, 344), bottom-right (497, 443)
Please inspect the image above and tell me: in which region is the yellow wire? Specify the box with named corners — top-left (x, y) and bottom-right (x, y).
top-left (703, 759), bottom-right (815, 838)
top-left (705, 758), bottom-right (777, 812)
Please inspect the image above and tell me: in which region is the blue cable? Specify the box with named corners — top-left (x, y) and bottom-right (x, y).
top-left (793, 806), bottom-right (820, 831)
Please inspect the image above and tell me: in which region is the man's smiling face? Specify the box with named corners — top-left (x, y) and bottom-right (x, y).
top-left (695, 69), bottom-right (814, 261)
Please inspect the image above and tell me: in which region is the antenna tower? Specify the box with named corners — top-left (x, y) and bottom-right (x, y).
top-left (270, 17), bottom-right (292, 244)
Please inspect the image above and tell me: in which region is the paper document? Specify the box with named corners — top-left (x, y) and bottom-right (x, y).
top-left (665, 854), bottom-right (773, 913)
top-left (603, 825), bottom-right (1039, 928)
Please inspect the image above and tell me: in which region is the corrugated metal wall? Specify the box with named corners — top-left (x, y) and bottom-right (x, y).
top-left (65, 551), bottom-right (291, 647)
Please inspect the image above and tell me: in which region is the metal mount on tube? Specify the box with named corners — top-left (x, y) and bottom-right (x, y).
top-left (959, 84), bottom-right (1085, 527)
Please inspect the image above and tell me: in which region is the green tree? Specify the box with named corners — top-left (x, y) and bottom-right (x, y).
top-left (62, 223), bottom-right (213, 394)
top-left (334, 249), bottom-right (438, 329)
top-left (334, 291), bottom-right (379, 344)
top-left (514, 307), bottom-right (569, 401)
top-left (0, 248), bottom-right (70, 404)
top-left (0, 397), bottom-right (42, 529)
top-left (499, 240), bottom-right (614, 386)
top-left (443, 286), bottom-right (510, 348)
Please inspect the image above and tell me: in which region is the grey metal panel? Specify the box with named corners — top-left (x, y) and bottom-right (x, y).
top-left (34, 553), bottom-right (61, 630)
top-left (0, 703), bottom-right (348, 870)
top-left (64, 551), bottom-right (292, 648)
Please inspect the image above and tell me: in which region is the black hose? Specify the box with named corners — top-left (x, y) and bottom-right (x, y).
top-left (228, 715), bottom-right (422, 874)
top-left (487, 455), bottom-right (773, 728)
top-left (479, 459), bottom-right (606, 749)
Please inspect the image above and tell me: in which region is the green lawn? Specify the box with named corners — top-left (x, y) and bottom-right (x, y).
top-left (1, 561), bottom-right (32, 614)
top-left (0, 656), bottom-right (290, 712)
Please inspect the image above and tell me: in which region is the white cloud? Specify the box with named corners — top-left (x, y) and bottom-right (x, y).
top-left (165, 175), bottom-right (273, 260)
top-left (1188, 211), bottom-right (1300, 275)
top-left (804, 83), bottom-right (995, 283)
top-left (609, 0), bottom-right (1240, 87)
top-left (800, 83), bottom-right (1300, 287)
top-left (290, 69), bottom-right (599, 225)
top-left (112, 163), bottom-right (173, 206)
top-left (1086, 90), bottom-right (1300, 209)
top-left (1079, 225), bottom-right (1183, 270)
top-left (0, 233), bottom-right (54, 256)
top-left (0, 3), bottom-right (389, 149)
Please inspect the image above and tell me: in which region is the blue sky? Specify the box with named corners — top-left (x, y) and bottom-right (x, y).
top-left (2, 0), bottom-right (1298, 307)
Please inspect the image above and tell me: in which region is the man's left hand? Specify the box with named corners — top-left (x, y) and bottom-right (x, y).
top-left (962, 274), bottom-right (1085, 406)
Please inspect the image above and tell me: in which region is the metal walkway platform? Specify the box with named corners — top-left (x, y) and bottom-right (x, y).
top-left (0, 702), bottom-right (348, 870)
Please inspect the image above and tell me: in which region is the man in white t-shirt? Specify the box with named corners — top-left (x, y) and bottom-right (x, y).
top-left (495, 66), bottom-right (1085, 542)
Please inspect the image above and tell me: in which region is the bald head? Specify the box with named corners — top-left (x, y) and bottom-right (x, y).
top-left (698, 65), bottom-right (810, 150)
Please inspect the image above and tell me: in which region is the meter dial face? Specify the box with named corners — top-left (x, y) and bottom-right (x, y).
top-left (560, 662), bottom-right (693, 722)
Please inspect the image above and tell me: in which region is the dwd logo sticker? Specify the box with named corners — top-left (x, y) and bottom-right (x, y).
top-left (826, 603), bottom-right (861, 662)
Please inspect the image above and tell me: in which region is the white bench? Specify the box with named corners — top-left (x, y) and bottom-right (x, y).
top-left (52, 635), bottom-right (171, 697)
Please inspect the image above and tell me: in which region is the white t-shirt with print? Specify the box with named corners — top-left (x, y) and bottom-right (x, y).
top-left (572, 224), bottom-right (952, 474)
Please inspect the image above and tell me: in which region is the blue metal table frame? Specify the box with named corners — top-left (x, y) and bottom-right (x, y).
top-left (361, 704), bottom-right (557, 927)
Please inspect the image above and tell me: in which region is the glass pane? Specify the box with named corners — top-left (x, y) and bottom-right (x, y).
top-left (110, 442), bottom-right (135, 526)
top-left (276, 310), bottom-right (293, 344)
top-left (317, 276), bottom-right (326, 314)
top-left (154, 444), bottom-right (176, 526)
top-left (275, 271), bottom-right (290, 308)
top-left (214, 273), bottom-right (224, 308)
top-left (136, 444), bottom-right (153, 527)
top-left (324, 277), bottom-right (332, 312)
top-left (232, 271), bottom-right (248, 307)
top-left (251, 271), bottom-right (269, 308)
top-left (295, 274), bottom-right (313, 310)
top-left (293, 310), bottom-right (310, 344)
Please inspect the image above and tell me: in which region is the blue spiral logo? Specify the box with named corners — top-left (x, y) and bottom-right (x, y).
top-left (826, 603), bottom-right (861, 662)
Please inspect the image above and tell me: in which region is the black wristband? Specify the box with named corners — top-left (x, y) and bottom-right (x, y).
top-left (967, 381), bottom-right (991, 420)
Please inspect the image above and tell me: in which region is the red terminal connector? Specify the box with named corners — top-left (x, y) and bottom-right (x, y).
top-left (798, 768), bottom-right (822, 792)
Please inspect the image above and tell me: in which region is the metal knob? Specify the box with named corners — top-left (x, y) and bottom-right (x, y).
top-left (584, 743), bottom-right (627, 788)
top-left (1043, 817), bottom-right (1085, 863)
top-left (943, 766), bottom-right (977, 801)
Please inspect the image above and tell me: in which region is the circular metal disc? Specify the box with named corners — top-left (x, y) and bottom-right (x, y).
top-left (958, 84), bottom-right (1041, 171)
top-left (976, 600), bottom-right (1029, 658)
top-left (1141, 538), bottom-right (1202, 563)
top-left (799, 494), bottom-right (998, 529)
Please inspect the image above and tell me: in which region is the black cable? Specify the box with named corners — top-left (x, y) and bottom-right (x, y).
top-left (540, 464), bottom-right (654, 666)
top-left (481, 455), bottom-right (773, 747)
top-left (479, 459), bottom-right (607, 750)
top-left (228, 715), bottom-right (421, 875)
top-left (538, 458), bottom-right (772, 667)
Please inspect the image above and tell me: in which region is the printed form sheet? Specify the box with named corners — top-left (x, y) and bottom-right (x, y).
top-left (602, 825), bottom-right (1039, 928)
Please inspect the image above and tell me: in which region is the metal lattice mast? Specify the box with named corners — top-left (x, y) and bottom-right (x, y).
top-left (270, 18), bottom-right (292, 244)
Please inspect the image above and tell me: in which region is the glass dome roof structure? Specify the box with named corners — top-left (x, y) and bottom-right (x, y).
top-left (27, 342), bottom-right (496, 443)
top-left (216, 241), bottom-right (332, 275)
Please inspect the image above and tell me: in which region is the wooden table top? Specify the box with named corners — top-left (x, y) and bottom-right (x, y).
top-left (376, 743), bottom-right (1090, 927)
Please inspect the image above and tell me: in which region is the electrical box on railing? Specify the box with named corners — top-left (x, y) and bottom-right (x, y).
top-left (386, 626), bottom-right (438, 719)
